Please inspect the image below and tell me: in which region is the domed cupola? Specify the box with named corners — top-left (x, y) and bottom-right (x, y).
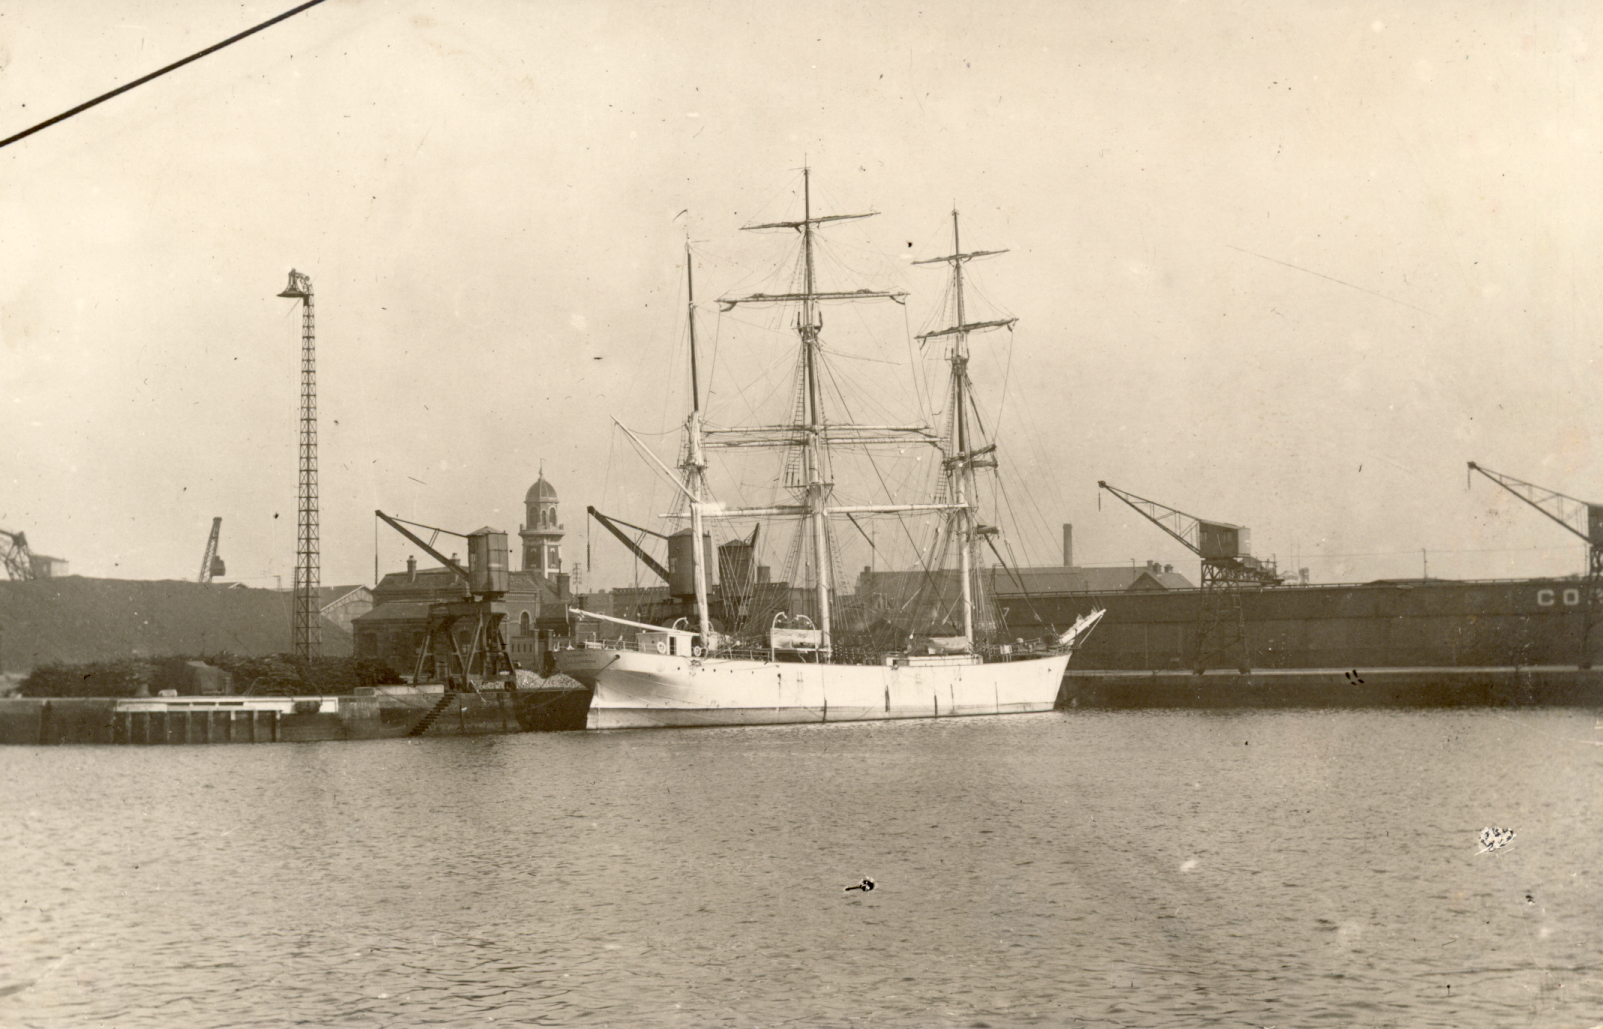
top-left (520, 468), bottom-right (563, 575)
top-left (525, 475), bottom-right (558, 506)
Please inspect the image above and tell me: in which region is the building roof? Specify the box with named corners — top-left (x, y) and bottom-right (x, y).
top-left (525, 475), bottom-right (558, 504)
top-left (351, 600), bottom-right (435, 626)
top-left (856, 563), bottom-right (1195, 604)
top-left (994, 565), bottom-right (1194, 594)
top-left (317, 584), bottom-right (370, 609)
top-left (370, 565), bottom-right (568, 605)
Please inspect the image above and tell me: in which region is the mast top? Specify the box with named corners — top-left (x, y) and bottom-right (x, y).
top-left (720, 170), bottom-right (907, 309)
top-left (912, 248), bottom-right (1009, 267)
top-left (742, 211), bottom-right (881, 233)
top-left (740, 165), bottom-right (880, 233)
top-left (915, 210), bottom-right (1014, 340)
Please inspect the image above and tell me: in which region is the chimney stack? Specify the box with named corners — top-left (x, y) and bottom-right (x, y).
top-left (1062, 524), bottom-right (1074, 568)
top-left (406, 555), bottom-right (417, 582)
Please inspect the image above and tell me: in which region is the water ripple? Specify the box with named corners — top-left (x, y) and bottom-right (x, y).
top-left (1, 710), bottom-right (1600, 1026)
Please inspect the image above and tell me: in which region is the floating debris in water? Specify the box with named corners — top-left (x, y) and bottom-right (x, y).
top-left (1477, 827), bottom-right (1515, 853)
top-left (844, 878), bottom-right (876, 892)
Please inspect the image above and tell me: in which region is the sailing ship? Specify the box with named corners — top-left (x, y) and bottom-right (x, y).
top-left (557, 171), bottom-right (1103, 728)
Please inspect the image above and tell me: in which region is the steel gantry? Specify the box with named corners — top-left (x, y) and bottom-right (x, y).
top-left (1098, 481), bottom-right (1282, 673)
top-left (0, 530), bottom-right (34, 581)
top-left (375, 510), bottom-right (515, 692)
top-left (278, 269), bottom-right (320, 660)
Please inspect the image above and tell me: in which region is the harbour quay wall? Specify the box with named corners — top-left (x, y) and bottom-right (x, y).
top-left (1015, 578), bottom-right (1597, 670)
top-left (1057, 667), bottom-right (1603, 710)
top-left (0, 688), bottom-right (590, 745)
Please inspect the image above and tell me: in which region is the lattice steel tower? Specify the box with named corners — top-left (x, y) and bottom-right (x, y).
top-left (278, 269), bottom-right (320, 660)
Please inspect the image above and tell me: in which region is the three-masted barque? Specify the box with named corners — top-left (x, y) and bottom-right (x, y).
top-left (557, 171), bottom-right (1102, 728)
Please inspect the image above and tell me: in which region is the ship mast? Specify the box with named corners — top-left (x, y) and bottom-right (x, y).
top-left (682, 238), bottom-right (713, 646)
top-left (798, 170), bottom-right (833, 656)
top-left (914, 210), bottom-right (1014, 649)
top-left (716, 169), bottom-right (908, 658)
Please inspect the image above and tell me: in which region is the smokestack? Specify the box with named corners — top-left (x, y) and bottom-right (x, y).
top-left (407, 555), bottom-right (417, 582)
top-left (1062, 524), bottom-right (1074, 568)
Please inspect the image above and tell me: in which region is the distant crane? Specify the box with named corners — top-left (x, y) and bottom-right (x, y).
top-left (278, 269), bottom-right (320, 660)
top-left (1467, 461), bottom-right (1603, 667)
top-left (1098, 481), bottom-right (1282, 674)
top-left (0, 530), bottom-right (34, 580)
top-left (198, 517), bottom-right (226, 583)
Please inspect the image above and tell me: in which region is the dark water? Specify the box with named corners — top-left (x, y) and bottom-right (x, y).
top-left (1, 709), bottom-right (1599, 1028)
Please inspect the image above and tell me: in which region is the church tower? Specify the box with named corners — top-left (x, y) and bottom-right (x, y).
top-left (520, 471), bottom-right (563, 577)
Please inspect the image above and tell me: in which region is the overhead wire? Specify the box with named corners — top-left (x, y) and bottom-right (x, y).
top-left (0, 0), bottom-right (331, 151)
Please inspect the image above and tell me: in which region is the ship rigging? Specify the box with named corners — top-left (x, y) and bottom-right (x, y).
top-left (557, 170), bottom-right (1103, 729)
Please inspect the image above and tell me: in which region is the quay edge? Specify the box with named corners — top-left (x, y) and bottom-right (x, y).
top-left (0, 684), bottom-right (591, 746)
top-left (1057, 666), bottom-right (1603, 710)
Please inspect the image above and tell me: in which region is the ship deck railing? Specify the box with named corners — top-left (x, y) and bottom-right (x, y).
top-left (574, 635), bottom-right (1062, 665)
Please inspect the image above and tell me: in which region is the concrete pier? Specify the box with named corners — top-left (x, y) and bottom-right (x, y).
top-left (0, 685), bottom-right (591, 745)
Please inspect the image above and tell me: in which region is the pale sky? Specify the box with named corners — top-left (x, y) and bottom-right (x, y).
top-left (3, 1), bottom-right (1601, 591)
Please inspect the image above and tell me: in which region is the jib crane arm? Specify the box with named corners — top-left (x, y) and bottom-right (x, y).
top-left (1097, 481), bottom-right (1208, 556)
top-left (374, 510), bottom-right (471, 583)
top-left (0, 529), bottom-right (33, 581)
top-left (587, 506), bottom-right (671, 583)
top-left (1467, 461), bottom-right (1603, 545)
top-left (1097, 480), bottom-right (1280, 584)
top-left (199, 517), bottom-right (223, 583)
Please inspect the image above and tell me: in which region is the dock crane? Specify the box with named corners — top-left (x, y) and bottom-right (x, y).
top-left (0, 530), bottom-right (35, 580)
top-left (1467, 461), bottom-right (1603, 667)
top-left (375, 510), bottom-right (515, 698)
top-left (586, 506), bottom-right (671, 583)
top-left (1098, 481), bottom-right (1282, 673)
top-left (198, 517), bottom-right (226, 583)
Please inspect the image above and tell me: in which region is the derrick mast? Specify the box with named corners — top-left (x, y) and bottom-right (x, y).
top-left (278, 269), bottom-right (319, 660)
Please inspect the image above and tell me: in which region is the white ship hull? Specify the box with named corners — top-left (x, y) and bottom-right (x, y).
top-left (555, 647), bottom-right (1073, 729)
